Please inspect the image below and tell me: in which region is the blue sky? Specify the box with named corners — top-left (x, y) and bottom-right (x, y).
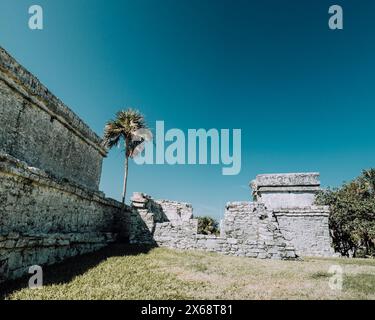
top-left (1, 0), bottom-right (374, 219)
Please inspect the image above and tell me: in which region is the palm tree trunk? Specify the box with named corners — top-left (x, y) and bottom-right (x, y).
top-left (122, 155), bottom-right (129, 206)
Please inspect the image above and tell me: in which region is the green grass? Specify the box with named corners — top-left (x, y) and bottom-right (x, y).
top-left (344, 274), bottom-right (375, 295)
top-left (1, 244), bottom-right (375, 300)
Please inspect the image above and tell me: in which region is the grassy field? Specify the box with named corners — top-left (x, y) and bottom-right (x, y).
top-left (1, 244), bottom-right (374, 300)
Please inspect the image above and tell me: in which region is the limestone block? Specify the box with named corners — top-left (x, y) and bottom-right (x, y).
top-left (251, 173), bottom-right (321, 209)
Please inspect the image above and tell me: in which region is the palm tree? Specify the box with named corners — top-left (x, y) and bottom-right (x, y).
top-left (102, 109), bottom-right (149, 206)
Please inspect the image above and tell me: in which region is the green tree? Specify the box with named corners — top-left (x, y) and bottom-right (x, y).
top-left (197, 216), bottom-right (220, 236)
top-left (359, 169), bottom-right (375, 197)
top-left (316, 169), bottom-right (375, 257)
top-left (102, 109), bottom-right (149, 206)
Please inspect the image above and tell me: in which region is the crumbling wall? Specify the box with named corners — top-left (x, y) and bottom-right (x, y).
top-left (130, 172), bottom-right (334, 259)
top-left (129, 193), bottom-right (297, 259)
top-left (155, 200), bottom-right (193, 224)
top-left (219, 202), bottom-right (296, 259)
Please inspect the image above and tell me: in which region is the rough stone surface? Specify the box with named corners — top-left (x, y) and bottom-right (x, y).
top-left (253, 172), bottom-right (320, 187)
top-left (0, 47), bottom-right (130, 283)
top-left (0, 152), bottom-right (128, 282)
top-left (155, 199), bottom-right (193, 224)
top-left (251, 173), bottom-right (334, 257)
top-left (274, 208), bottom-right (333, 257)
top-left (129, 193), bottom-right (298, 260)
top-left (0, 47), bottom-right (105, 190)
top-left (251, 172), bottom-right (321, 209)
top-left (129, 173), bottom-right (334, 258)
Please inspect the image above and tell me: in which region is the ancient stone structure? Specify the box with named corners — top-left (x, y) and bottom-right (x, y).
top-left (0, 47), bottom-right (105, 190)
top-left (251, 173), bottom-right (321, 209)
top-left (251, 173), bottom-right (333, 256)
top-left (0, 46), bottom-right (334, 284)
top-left (130, 193), bottom-right (297, 259)
top-left (129, 172), bottom-right (334, 258)
top-left (0, 47), bottom-right (129, 283)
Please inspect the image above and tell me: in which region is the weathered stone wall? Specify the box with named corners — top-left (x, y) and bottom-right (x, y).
top-left (129, 193), bottom-right (297, 259)
top-left (130, 173), bottom-right (334, 258)
top-left (0, 47), bottom-right (130, 283)
top-left (129, 193), bottom-right (195, 244)
top-left (219, 202), bottom-right (296, 259)
top-left (155, 199), bottom-right (193, 224)
top-left (251, 172), bottom-right (321, 209)
top-left (129, 193), bottom-right (164, 244)
top-left (274, 208), bottom-right (333, 257)
top-left (154, 221), bottom-right (199, 250)
top-left (0, 153), bottom-right (127, 282)
top-left (252, 173), bottom-right (334, 257)
top-left (0, 47), bottom-right (106, 190)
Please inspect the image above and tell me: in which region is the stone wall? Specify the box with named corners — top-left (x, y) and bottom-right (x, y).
top-left (0, 153), bottom-right (128, 282)
top-left (251, 172), bottom-right (321, 209)
top-left (0, 47), bottom-right (128, 283)
top-left (274, 208), bottom-right (333, 257)
top-left (129, 193), bottom-right (297, 259)
top-left (0, 47), bottom-right (105, 190)
top-left (219, 202), bottom-right (296, 259)
top-left (129, 172), bottom-right (334, 259)
top-left (154, 221), bottom-right (199, 250)
top-left (155, 199), bottom-right (193, 224)
top-left (252, 173), bottom-right (334, 257)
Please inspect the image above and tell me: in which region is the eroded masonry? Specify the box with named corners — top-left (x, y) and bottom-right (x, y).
top-left (129, 172), bottom-right (334, 258)
top-left (0, 47), bottom-right (333, 283)
top-left (0, 47), bottom-right (126, 283)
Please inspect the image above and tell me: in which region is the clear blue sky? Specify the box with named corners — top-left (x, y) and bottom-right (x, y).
top-left (1, 0), bottom-right (374, 219)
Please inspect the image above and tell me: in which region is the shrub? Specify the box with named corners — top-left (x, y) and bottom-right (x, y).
top-left (196, 216), bottom-right (220, 236)
top-left (316, 169), bottom-right (375, 258)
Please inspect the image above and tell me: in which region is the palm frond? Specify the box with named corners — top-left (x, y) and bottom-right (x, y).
top-left (102, 108), bottom-right (149, 155)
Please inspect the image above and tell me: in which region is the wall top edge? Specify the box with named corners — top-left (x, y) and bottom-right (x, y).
top-left (0, 47), bottom-right (106, 155)
top-left (251, 172), bottom-right (321, 188)
top-left (0, 152), bottom-right (123, 208)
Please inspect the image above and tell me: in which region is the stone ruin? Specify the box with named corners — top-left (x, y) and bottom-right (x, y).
top-left (252, 173), bottom-right (333, 257)
top-left (0, 47), bottom-right (125, 283)
top-left (0, 46), bottom-right (334, 283)
top-left (129, 173), bottom-right (334, 259)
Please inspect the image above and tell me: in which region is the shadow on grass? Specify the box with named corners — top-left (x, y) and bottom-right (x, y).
top-left (0, 243), bottom-right (155, 300)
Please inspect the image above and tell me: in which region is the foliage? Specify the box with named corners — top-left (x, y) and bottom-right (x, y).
top-left (316, 169), bottom-right (375, 258)
top-left (197, 216), bottom-right (220, 235)
top-left (102, 109), bottom-right (149, 204)
top-left (102, 109), bottom-right (148, 156)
